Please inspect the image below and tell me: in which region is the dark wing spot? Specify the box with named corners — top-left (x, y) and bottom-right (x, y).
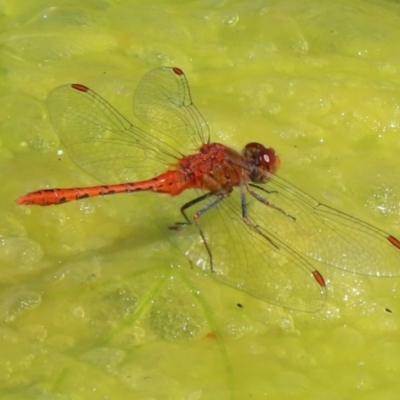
top-left (71, 84), bottom-right (89, 92)
top-left (172, 67), bottom-right (184, 76)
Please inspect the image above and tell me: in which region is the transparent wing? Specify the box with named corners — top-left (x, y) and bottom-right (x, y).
top-left (133, 67), bottom-right (210, 152)
top-left (247, 175), bottom-right (400, 276)
top-left (47, 84), bottom-right (177, 183)
top-left (169, 189), bottom-right (326, 312)
top-left (47, 67), bottom-right (207, 184)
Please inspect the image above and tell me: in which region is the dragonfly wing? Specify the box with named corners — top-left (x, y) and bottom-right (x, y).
top-left (248, 175), bottom-right (400, 276)
top-left (169, 189), bottom-right (326, 311)
top-left (133, 67), bottom-right (210, 153)
top-left (47, 84), bottom-right (176, 183)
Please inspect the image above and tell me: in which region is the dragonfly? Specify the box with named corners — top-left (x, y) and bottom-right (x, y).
top-left (17, 67), bottom-right (400, 311)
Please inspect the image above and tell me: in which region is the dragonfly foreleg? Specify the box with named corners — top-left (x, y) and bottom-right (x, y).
top-left (240, 187), bottom-right (279, 250)
top-left (247, 183), bottom-right (296, 221)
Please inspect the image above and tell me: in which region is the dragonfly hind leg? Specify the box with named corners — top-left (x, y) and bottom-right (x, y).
top-left (169, 191), bottom-right (230, 272)
top-left (168, 192), bottom-right (213, 229)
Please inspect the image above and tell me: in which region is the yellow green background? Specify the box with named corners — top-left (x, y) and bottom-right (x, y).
top-left (2, 0), bottom-right (400, 398)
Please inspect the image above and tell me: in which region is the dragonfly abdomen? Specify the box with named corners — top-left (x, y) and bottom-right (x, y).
top-left (16, 171), bottom-right (189, 206)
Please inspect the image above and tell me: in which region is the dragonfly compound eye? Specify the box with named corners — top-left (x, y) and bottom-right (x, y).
top-left (259, 147), bottom-right (280, 174)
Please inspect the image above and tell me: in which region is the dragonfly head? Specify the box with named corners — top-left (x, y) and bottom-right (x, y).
top-left (242, 142), bottom-right (280, 183)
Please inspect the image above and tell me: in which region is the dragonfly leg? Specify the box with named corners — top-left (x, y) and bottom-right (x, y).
top-left (247, 183), bottom-right (296, 221)
top-left (192, 192), bottom-right (230, 272)
top-left (240, 186), bottom-right (279, 250)
top-left (168, 192), bottom-right (213, 229)
top-left (249, 183), bottom-right (277, 195)
top-left (169, 191), bottom-right (229, 272)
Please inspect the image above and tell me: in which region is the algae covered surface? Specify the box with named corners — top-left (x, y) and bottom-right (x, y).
top-left (2, 0), bottom-right (400, 398)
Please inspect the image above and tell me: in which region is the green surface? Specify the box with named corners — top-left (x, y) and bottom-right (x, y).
top-left (2, 0), bottom-right (400, 399)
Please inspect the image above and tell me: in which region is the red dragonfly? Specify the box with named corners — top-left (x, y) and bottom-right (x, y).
top-left (17, 67), bottom-right (400, 311)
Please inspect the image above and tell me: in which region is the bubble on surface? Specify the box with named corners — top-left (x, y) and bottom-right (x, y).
top-left (46, 256), bottom-right (102, 283)
top-left (147, 278), bottom-right (206, 342)
top-left (100, 287), bottom-right (138, 320)
top-left (0, 237), bottom-right (43, 265)
top-left (90, 286), bottom-right (138, 336)
top-left (0, 290), bottom-right (41, 323)
top-left (79, 347), bottom-right (127, 373)
top-left (223, 13), bottom-right (239, 27)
